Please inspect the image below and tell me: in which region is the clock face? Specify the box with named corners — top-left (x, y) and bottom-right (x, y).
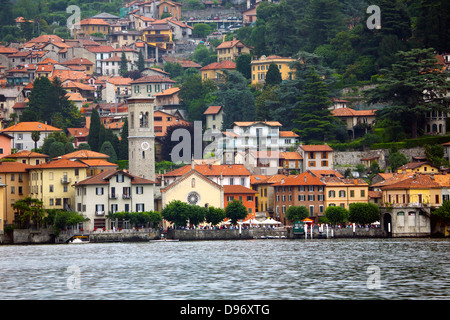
top-left (141, 141), bottom-right (150, 151)
top-left (187, 192), bottom-right (200, 205)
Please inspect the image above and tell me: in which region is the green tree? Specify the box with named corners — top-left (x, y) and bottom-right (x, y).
top-left (99, 141), bottom-right (118, 163)
top-left (137, 50), bottom-right (145, 72)
top-left (119, 52), bottom-right (128, 76)
top-left (293, 69), bottom-right (335, 143)
top-left (432, 200), bottom-right (450, 224)
top-left (325, 206), bottom-right (349, 225)
top-left (53, 210), bottom-right (88, 236)
top-left (48, 141), bottom-right (65, 159)
top-left (193, 23), bottom-right (212, 38)
top-left (265, 63), bottom-right (282, 87)
top-left (41, 137), bottom-right (55, 155)
top-left (88, 109), bottom-right (101, 152)
top-left (285, 205), bottom-right (309, 223)
top-left (235, 53), bottom-right (252, 79)
top-left (162, 200), bottom-right (191, 227)
top-left (425, 144), bottom-right (446, 168)
top-left (13, 197), bottom-right (45, 229)
top-left (205, 206), bottom-right (226, 226)
top-left (348, 203), bottom-right (380, 225)
top-left (78, 143), bottom-right (91, 150)
top-left (225, 199), bottom-right (248, 225)
top-left (31, 131), bottom-right (40, 151)
top-left (388, 149), bottom-right (408, 172)
top-left (118, 117), bottom-right (128, 160)
top-left (64, 142), bottom-right (74, 155)
top-left (367, 48), bottom-right (450, 138)
top-left (189, 205), bottom-right (207, 226)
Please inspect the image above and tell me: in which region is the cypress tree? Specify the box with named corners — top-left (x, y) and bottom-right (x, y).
top-left (88, 109), bottom-right (101, 152)
top-left (264, 63), bottom-right (282, 87)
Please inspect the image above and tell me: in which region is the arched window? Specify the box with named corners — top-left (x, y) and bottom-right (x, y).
top-left (191, 178), bottom-right (195, 188)
top-left (140, 111), bottom-right (149, 128)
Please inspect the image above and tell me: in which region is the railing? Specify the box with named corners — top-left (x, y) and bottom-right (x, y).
top-left (61, 177), bottom-right (71, 184)
top-left (122, 194), bottom-right (131, 199)
top-left (95, 211), bottom-right (105, 216)
top-left (109, 194), bottom-right (117, 199)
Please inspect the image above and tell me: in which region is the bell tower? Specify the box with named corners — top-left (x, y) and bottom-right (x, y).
top-left (127, 94), bottom-right (156, 181)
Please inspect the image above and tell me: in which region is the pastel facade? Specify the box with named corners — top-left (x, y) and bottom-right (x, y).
top-left (74, 169), bottom-right (155, 230)
top-left (250, 55), bottom-right (296, 85)
top-left (323, 177), bottom-right (369, 209)
top-left (0, 122), bottom-right (62, 151)
top-left (298, 145), bottom-right (334, 172)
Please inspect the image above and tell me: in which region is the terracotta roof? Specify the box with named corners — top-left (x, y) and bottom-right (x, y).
top-left (216, 40), bottom-right (250, 50)
top-left (12, 102), bottom-right (27, 109)
top-left (1, 122), bottom-right (62, 133)
top-left (51, 70), bottom-right (86, 82)
top-left (279, 131), bottom-right (299, 138)
top-left (66, 92), bottom-right (86, 101)
top-left (233, 121), bottom-right (282, 127)
top-left (332, 108), bottom-right (376, 117)
top-left (308, 170), bottom-right (343, 178)
top-left (223, 185), bottom-right (257, 194)
top-left (369, 191), bottom-right (382, 198)
top-left (61, 58), bottom-right (94, 66)
top-left (67, 128), bottom-right (89, 138)
top-left (164, 164), bottom-right (251, 177)
top-left (200, 60), bottom-right (236, 71)
top-left (432, 174), bottom-right (450, 187)
top-left (77, 18), bottom-right (110, 26)
top-left (250, 175), bottom-right (269, 184)
top-left (154, 87), bottom-right (180, 97)
top-left (380, 174), bottom-right (442, 190)
top-left (0, 162), bottom-right (34, 173)
top-left (0, 47), bottom-right (19, 54)
top-left (87, 45), bottom-right (114, 53)
top-left (3, 150), bottom-right (48, 158)
top-left (161, 168), bottom-right (222, 193)
top-left (321, 176), bottom-right (368, 187)
top-left (79, 159), bottom-right (118, 167)
top-left (131, 75), bottom-right (175, 84)
top-left (300, 144), bottom-right (333, 152)
top-left (107, 77), bottom-right (132, 86)
top-left (397, 161), bottom-right (438, 171)
top-left (280, 152), bottom-right (303, 160)
top-left (203, 106), bottom-right (222, 115)
top-left (75, 168), bottom-right (155, 186)
top-left (371, 173), bottom-right (411, 188)
top-left (272, 172), bottom-right (325, 186)
top-left (106, 122), bottom-right (124, 129)
top-left (59, 150), bottom-right (110, 160)
top-left (63, 81), bottom-right (95, 91)
top-left (31, 158), bottom-right (88, 169)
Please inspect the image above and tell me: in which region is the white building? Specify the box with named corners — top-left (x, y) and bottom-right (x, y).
top-left (0, 121), bottom-right (62, 151)
top-left (74, 169), bottom-right (156, 231)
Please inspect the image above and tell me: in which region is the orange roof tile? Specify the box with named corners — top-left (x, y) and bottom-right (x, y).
top-left (59, 150), bottom-right (110, 160)
top-left (272, 172), bottom-right (325, 186)
top-left (67, 127), bottom-right (89, 138)
top-left (32, 158), bottom-right (88, 169)
top-left (75, 169), bottom-right (155, 186)
top-left (300, 144), bottom-right (333, 152)
top-left (77, 18), bottom-right (110, 26)
top-left (203, 105), bottom-right (222, 115)
top-left (154, 87), bottom-right (180, 96)
top-left (223, 185), bottom-right (257, 194)
top-left (2, 150), bottom-right (48, 158)
top-left (1, 122), bottom-right (61, 133)
top-left (0, 162), bottom-right (34, 173)
top-left (131, 75), bottom-right (175, 84)
top-left (380, 174), bottom-right (441, 190)
top-left (200, 60), bottom-right (236, 71)
top-left (164, 164), bottom-right (250, 177)
top-left (279, 131), bottom-right (299, 138)
top-left (233, 121), bottom-right (282, 127)
top-left (280, 152), bottom-right (303, 160)
top-left (79, 159), bottom-right (118, 167)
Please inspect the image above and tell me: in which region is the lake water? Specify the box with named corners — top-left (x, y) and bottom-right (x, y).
top-left (0, 238), bottom-right (449, 300)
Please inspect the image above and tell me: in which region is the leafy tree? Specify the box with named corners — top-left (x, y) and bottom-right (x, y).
top-left (162, 200), bottom-right (191, 227)
top-left (88, 109), bottom-right (101, 152)
top-left (164, 61), bottom-right (184, 79)
top-left (432, 200), bottom-right (450, 224)
top-left (41, 137), bottom-right (56, 156)
top-left (367, 48), bottom-right (450, 138)
top-left (118, 118), bottom-right (128, 160)
top-left (285, 205), bottom-right (309, 223)
top-left (13, 197), bottom-right (45, 229)
top-left (99, 141), bottom-right (118, 163)
top-left (189, 205), bottom-right (207, 226)
top-left (425, 144), bottom-right (446, 168)
top-left (217, 70), bottom-right (255, 129)
top-left (325, 206), bottom-right (349, 225)
top-left (225, 199), bottom-right (248, 225)
top-left (48, 142), bottom-right (65, 159)
top-left (388, 149), bottom-right (408, 172)
top-left (205, 206), bottom-right (226, 226)
top-left (193, 23), bottom-right (212, 38)
top-left (53, 210), bottom-right (88, 236)
top-left (78, 143), bottom-right (91, 150)
top-left (179, 74), bottom-right (216, 122)
top-left (64, 142), bottom-right (74, 154)
top-left (255, 84), bottom-right (278, 121)
top-left (192, 44), bottom-right (216, 66)
top-left (348, 203), bottom-right (380, 225)
top-left (265, 63), bottom-right (282, 87)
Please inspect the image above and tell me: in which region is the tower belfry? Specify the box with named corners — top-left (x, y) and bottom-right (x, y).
top-left (127, 81), bottom-right (156, 181)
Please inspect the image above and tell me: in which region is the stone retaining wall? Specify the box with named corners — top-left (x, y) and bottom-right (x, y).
top-left (167, 228), bottom-right (287, 240)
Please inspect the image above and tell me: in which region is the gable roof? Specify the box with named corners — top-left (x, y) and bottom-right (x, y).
top-left (164, 164), bottom-right (251, 178)
top-left (59, 150), bottom-right (110, 160)
top-left (2, 150), bottom-right (48, 158)
top-left (233, 121), bottom-right (282, 127)
top-left (380, 174), bottom-right (442, 190)
top-left (203, 105), bottom-right (222, 115)
top-left (161, 167), bottom-right (222, 193)
top-left (1, 122), bottom-right (62, 133)
top-left (216, 39), bottom-right (251, 50)
top-left (0, 161), bottom-right (34, 173)
top-left (300, 144), bottom-right (333, 152)
top-left (271, 172), bottom-right (325, 186)
top-left (223, 185), bottom-right (257, 194)
top-left (200, 60), bottom-right (236, 71)
top-left (75, 168), bottom-right (155, 186)
top-left (31, 158), bottom-right (88, 169)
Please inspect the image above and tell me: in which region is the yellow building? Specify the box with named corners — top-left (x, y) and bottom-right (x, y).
top-left (73, 18), bottom-right (111, 40)
top-left (3, 150), bottom-right (48, 165)
top-left (396, 162), bottom-right (440, 174)
top-left (28, 159), bottom-right (88, 210)
top-left (250, 55), bottom-right (296, 85)
top-left (0, 183), bottom-right (5, 231)
top-left (200, 60), bottom-right (236, 82)
top-left (216, 39), bottom-right (252, 62)
top-left (0, 162), bottom-right (33, 228)
top-left (160, 167), bottom-right (224, 227)
top-left (323, 177), bottom-right (369, 209)
top-left (380, 173), bottom-right (442, 207)
top-left (250, 174), bottom-right (286, 216)
top-left (143, 22), bottom-right (173, 51)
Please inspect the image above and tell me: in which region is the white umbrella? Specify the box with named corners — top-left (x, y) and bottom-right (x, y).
top-left (261, 218), bottom-right (282, 225)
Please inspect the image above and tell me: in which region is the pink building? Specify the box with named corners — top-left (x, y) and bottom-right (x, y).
top-left (0, 132), bottom-right (12, 157)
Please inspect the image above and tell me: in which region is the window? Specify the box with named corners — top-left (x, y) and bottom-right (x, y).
top-left (298, 186), bottom-right (305, 192)
top-left (49, 198), bottom-right (54, 206)
top-left (360, 190), bottom-right (365, 197)
top-left (339, 190), bottom-right (346, 198)
top-left (49, 185), bottom-right (54, 192)
top-left (309, 206), bottom-right (314, 216)
top-left (116, 174), bottom-right (124, 183)
top-left (350, 190), bottom-right (355, 197)
top-left (328, 190), bottom-right (335, 198)
top-left (55, 198), bottom-right (62, 206)
top-left (318, 195), bottom-right (324, 201)
top-left (298, 195), bottom-right (305, 201)
top-left (308, 186), bottom-right (314, 192)
top-left (63, 185), bottom-right (68, 192)
top-left (96, 187), bottom-right (104, 195)
top-left (308, 195), bottom-right (315, 201)
top-left (10, 186), bottom-right (15, 194)
top-left (247, 196), bottom-right (253, 201)
top-left (136, 203), bottom-right (145, 212)
top-left (136, 186), bottom-right (144, 194)
top-left (96, 204), bottom-right (105, 215)
top-left (227, 196), bottom-right (234, 201)
top-left (319, 205), bottom-right (324, 213)
top-left (49, 172), bottom-right (54, 180)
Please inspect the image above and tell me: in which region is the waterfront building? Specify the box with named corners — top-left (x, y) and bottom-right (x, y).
top-left (322, 176), bottom-right (369, 210)
top-left (297, 144), bottom-right (334, 172)
top-left (250, 174), bottom-right (286, 219)
top-left (74, 168), bottom-right (156, 231)
top-left (224, 185), bottom-right (257, 218)
top-left (0, 161), bottom-right (33, 228)
top-left (272, 171), bottom-right (326, 224)
top-left (28, 158), bottom-right (89, 211)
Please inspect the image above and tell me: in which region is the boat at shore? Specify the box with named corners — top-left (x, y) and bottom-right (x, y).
top-left (70, 237), bottom-right (90, 244)
top-left (149, 238), bottom-right (179, 242)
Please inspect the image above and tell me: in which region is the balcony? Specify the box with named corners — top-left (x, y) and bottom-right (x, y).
top-left (122, 194), bottom-right (131, 199)
top-left (61, 177), bottom-right (71, 184)
top-left (95, 211), bottom-right (105, 216)
top-left (109, 194), bottom-right (118, 199)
